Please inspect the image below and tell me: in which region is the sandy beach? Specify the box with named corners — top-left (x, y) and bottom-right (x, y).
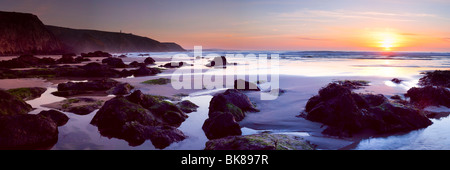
top-left (0, 50), bottom-right (448, 150)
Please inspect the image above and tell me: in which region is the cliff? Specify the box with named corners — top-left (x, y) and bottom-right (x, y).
top-left (0, 11), bottom-right (65, 55)
top-left (0, 11), bottom-right (185, 55)
top-left (46, 25), bottom-right (186, 53)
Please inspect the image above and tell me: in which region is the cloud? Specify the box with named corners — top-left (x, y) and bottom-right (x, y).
top-left (399, 33), bottom-right (420, 36)
top-left (275, 9), bottom-right (439, 22)
top-left (295, 36), bottom-right (331, 41)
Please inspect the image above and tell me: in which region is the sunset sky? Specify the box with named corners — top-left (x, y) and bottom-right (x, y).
top-left (1, 0), bottom-right (449, 51)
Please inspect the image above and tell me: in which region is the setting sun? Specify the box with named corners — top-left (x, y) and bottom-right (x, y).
top-left (377, 32), bottom-right (400, 51)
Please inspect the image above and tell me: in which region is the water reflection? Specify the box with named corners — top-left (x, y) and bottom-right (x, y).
top-left (356, 108), bottom-right (450, 150)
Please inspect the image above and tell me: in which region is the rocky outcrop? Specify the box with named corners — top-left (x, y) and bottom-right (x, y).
top-left (132, 66), bottom-right (162, 77)
top-left (0, 114), bottom-right (59, 149)
top-left (38, 110), bottom-right (69, 126)
top-left (90, 90), bottom-right (188, 148)
top-left (46, 25), bottom-right (186, 53)
top-left (0, 11), bottom-right (65, 55)
top-left (202, 89), bottom-right (258, 140)
top-left (0, 89), bottom-right (32, 116)
top-left (406, 86), bottom-right (450, 109)
top-left (52, 79), bottom-right (121, 97)
top-left (7, 87), bottom-right (46, 101)
top-left (176, 100), bottom-right (199, 113)
top-left (418, 70), bottom-right (450, 88)
top-left (205, 133), bottom-right (315, 150)
top-left (234, 79), bottom-right (260, 91)
top-left (301, 83), bottom-right (432, 137)
top-left (45, 97), bottom-right (104, 115)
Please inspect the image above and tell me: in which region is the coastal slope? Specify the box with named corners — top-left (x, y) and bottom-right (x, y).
top-left (0, 11), bottom-right (185, 55)
top-left (46, 25), bottom-right (186, 53)
top-left (0, 11), bottom-right (65, 55)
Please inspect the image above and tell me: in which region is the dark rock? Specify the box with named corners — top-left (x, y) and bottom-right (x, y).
top-left (81, 51), bottom-right (112, 58)
top-left (102, 57), bottom-right (126, 68)
top-left (406, 86), bottom-right (450, 109)
top-left (332, 80), bottom-right (370, 90)
top-left (202, 89), bottom-right (258, 140)
top-left (57, 54), bottom-right (76, 64)
top-left (107, 83), bottom-right (134, 95)
top-left (132, 66), bottom-right (161, 77)
top-left (38, 109), bottom-right (69, 126)
top-left (391, 78), bottom-right (403, 84)
top-left (52, 97), bottom-right (103, 115)
top-left (208, 89), bottom-right (258, 122)
top-left (202, 112), bottom-right (242, 140)
top-left (234, 79), bottom-right (260, 91)
top-left (160, 62), bottom-right (192, 68)
top-left (0, 114), bottom-right (58, 149)
top-left (303, 83), bottom-right (432, 137)
top-left (177, 100), bottom-right (199, 113)
top-left (0, 89), bottom-right (32, 116)
top-left (205, 133), bottom-right (314, 150)
top-left (418, 70), bottom-right (450, 88)
top-left (76, 62), bottom-right (122, 78)
top-left (90, 91), bottom-right (188, 148)
top-left (74, 56), bottom-right (91, 62)
top-left (145, 125), bottom-right (186, 149)
top-left (119, 69), bottom-right (133, 77)
top-left (6, 87), bottom-right (46, 101)
top-left (118, 54), bottom-right (127, 58)
top-left (390, 95), bottom-right (402, 100)
top-left (205, 56), bottom-right (233, 67)
top-left (144, 57), bottom-right (156, 65)
top-left (91, 96), bottom-right (159, 145)
top-left (129, 61), bottom-right (145, 68)
top-left (54, 79), bottom-right (120, 97)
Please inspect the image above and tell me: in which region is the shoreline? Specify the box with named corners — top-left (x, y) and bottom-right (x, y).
top-left (0, 53), bottom-right (448, 150)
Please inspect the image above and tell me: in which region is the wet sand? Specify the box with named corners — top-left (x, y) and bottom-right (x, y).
top-left (1, 53), bottom-right (448, 150)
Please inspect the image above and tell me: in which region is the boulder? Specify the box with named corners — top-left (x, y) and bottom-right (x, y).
top-left (107, 83), bottom-right (134, 95)
top-left (406, 86), bottom-right (450, 109)
top-left (0, 114), bottom-right (58, 149)
top-left (0, 89), bottom-right (32, 116)
top-left (205, 56), bottom-right (233, 67)
top-left (202, 112), bottom-right (242, 140)
top-left (144, 57), bottom-right (156, 65)
top-left (331, 80), bottom-right (370, 90)
top-left (90, 91), bottom-right (188, 148)
top-left (6, 87), bottom-right (46, 101)
top-left (129, 61), bottom-right (146, 68)
top-left (54, 97), bottom-right (104, 115)
top-left (302, 83), bottom-right (432, 137)
top-left (205, 133), bottom-right (315, 150)
top-left (57, 53), bottom-right (76, 64)
top-left (90, 96), bottom-right (159, 145)
top-left (132, 66), bottom-right (161, 77)
top-left (209, 89), bottom-right (259, 116)
top-left (53, 79), bottom-right (120, 97)
top-left (0, 54), bottom-right (57, 68)
top-left (418, 70), bottom-right (450, 88)
top-left (160, 62), bottom-right (192, 68)
top-left (202, 89), bottom-right (258, 140)
top-left (234, 79), bottom-right (260, 91)
top-left (38, 109), bottom-right (69, 126)
top-left (118, 54), bottom-right (127, 58)
top-left (391, 78), bottom-right (403, 84)
top-left (81, 51), bottom-right (112, 58)
top-left (102, 57), bottom-right (126, 68)
top-left (176, 100), bottom-right (199, 113)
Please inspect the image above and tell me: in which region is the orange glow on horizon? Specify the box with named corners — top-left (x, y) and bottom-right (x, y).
top-left (373, 31), bottom-right (402, 51)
